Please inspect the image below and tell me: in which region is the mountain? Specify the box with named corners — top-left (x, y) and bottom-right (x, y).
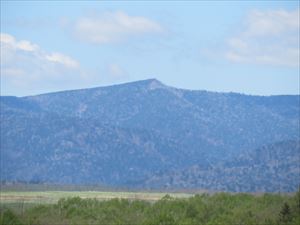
top-left (143, 140), bottom-right (300, 192)
top-left (1, 79), bottom-right (299, 192)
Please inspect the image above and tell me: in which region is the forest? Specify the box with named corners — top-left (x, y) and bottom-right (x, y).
top-left (1, 190), bottom-right (299, 225)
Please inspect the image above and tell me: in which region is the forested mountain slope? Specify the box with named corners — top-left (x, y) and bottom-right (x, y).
top-left (1, 79), bottom-right (299, 191)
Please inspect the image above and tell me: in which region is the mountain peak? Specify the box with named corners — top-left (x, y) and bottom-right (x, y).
top-left (125, 78), bottom-right (167, 90)
top-left (146, 79), bottom-right (166, 90)
top-left (137, 78), bottom-right (164, 85)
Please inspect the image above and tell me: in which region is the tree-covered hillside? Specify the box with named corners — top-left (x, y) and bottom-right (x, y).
top-left (143, 140), bottom-right (300, 192)
top-left (1, 79), bottom-right (299, 191)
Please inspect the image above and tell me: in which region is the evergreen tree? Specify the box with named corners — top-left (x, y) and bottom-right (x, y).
top-left (279, 202), bottom-right (291, 223)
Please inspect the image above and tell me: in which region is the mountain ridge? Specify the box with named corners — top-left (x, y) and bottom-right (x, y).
top-left (3, 79), bottom-right (298, 98)
top-left (1, 79), bottom-right (299, 192)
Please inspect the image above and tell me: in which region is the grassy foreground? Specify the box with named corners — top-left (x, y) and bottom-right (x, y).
top-left (0, 190), bottom-right (299, 225)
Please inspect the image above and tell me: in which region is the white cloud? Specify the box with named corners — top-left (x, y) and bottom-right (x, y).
top-left (45, 52), bottom-right (79, 68)
top-left (0, 33), bottom-right (82, 96)
top-left (225, 9), bottom-right (299, 67)
top-left (0, 33), bottom-right (39, 52)
top-left (244, 9), bottom-right (299, 37)
top-left (73, 11), bottom-right (164, 44)
top-left (0, 33), bottom-right (79, 67)
top-left (16, 40), bottom-right (39, 52)
top-left (0, 33), bottom-right (16, 45)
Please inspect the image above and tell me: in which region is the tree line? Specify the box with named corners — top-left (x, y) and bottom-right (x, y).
top-left (1, 190), bottom-right (300, 225)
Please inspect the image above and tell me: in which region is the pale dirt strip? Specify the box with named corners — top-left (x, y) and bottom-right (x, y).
top-left (0, 191), bottom-right (193, 204)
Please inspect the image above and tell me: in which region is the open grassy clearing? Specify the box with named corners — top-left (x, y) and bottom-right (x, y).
top-left (0, 190), bottom-right (194, 218)
top-left (0, 190), bottom-right (194, 204)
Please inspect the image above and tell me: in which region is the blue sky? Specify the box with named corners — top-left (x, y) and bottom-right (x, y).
top-left (1, 1), bottom-right (299, 96)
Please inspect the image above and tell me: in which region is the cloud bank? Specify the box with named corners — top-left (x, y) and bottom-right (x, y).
top-left (0, 33), bottom-right (81, 95)
top-left (226, 9), bottom-right (299, 67)
top-left (72, 11), bottom-right (164, 44)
